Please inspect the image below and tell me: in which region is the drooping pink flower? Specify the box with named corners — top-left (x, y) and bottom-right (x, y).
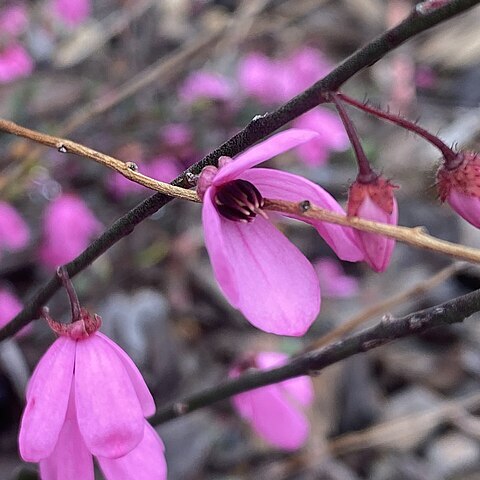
top-left (0, 201), bottom-right (30, 255)
top-left (348, 176), bottom-right (398, 272)
top-left (231, 352), bottom-right (314, 450)
top-left (437, 151), bottom-right (480, 228)
top-left (52, 0), bottom-right (90, 26)
top-left (292, 109), bottom-right (349, 166)
top-left (238, 47), bottom-right (331, 106)
top-left (179, 70), bottom-right (233, 105)
top-left (0, 287), bottom-right (32, 337)
top-left (197, 129), bottom-right (363, 336)
top-left (19, 272), bottom-right (166, 480)
top-left (314, 258), bottom-right (359, 298)
top-left (0, 4), bottom-right (28, 37)
top-left (39, 194), bottom-right (102, 269)
top-left (0, 43), bottom-right (33, 83)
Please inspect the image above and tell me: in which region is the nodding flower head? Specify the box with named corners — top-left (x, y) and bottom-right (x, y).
top-left (437, 151), bottom-right (480, 228)
top-left (348, 174), bottom-right (398, 273)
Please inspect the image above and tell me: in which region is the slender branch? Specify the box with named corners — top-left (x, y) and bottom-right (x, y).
top-left (0, 0), bottom-right (478, 341)
top-left (264, 198), bottom-right (480, 264)
top-left (306, 262), bottom-right (464, 351)
top-left (336, 92), bottom-right (458, 165)
top-left (0, 119), bottom-right (199, 203)
top-left (150, 287), bottom-right (480, 425)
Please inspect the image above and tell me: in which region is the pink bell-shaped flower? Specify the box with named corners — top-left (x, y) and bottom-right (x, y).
top-left (39, 193), bottom-right (102, 269)
top-left (197, 129), bottom-right (363, 336)
top-left (231, 352), bottom-right (314, 451)
top-left (437, 151), bottom-right (480, 228)
top-left (19, 268), bottom-right (166, 480)
top-left (347, 175), bottom-right (398, 272)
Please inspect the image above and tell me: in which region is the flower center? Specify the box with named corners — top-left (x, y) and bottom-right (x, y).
top-left (215, 179), bottom-right (265, 223)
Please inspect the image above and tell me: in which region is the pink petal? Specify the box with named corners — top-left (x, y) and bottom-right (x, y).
top-left (233, 385), bottom-right (310, 450)
top-left (74, 335), bottom-right (144, 458)
top-left (97, 423), bottom-right (167, 480)
top-left (0, 201), bottom-right (30, 251)
top-left (240, 168), bottom-right (364, 262)
top-left (213, 129), bottom-right (319, 184)
top-left (448, 189), bottom-right (480, 228)
top-left (96, 332), bottom-right (156, 417)
top-left (356, 196), bottom-right (398, 272)
top-left (19, 338), bottom-right (76, 461)
top-left (53, 0), bottom-right (90, 26)
top-left (314, 258), bottom-right (359, 298)
top-left (202, 190), bottom-right (240, 306)
top-left (39, 386), bottom-right (94, 480)
top-left (203, 190), bottom-right (320, 336)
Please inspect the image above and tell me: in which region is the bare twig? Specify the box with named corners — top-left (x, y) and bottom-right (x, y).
top-left (0, 119), bottom-right (199, 202)
top-left (0, 0), bottom-right (478, 341)
top-left (264, 198), bottom-right (480, 264)
top-left (306, 262), bottom-right (464, 351)
top-left (150, 287), bottom-right (480, 425)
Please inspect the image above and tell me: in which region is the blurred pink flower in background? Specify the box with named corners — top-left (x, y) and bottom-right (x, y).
top-left (52, 0), bottom-right (91, 26)
top-left (197, 129), bottom-right (363, 336)
top-left (160, 123), bottom-right (196, 160)
top-left (231, 352), bottom-right (314, 451)
top-left (0, 201), bottom-right (30, 255)
top-left (0, 43), bottom-right (33, 83)
top-left (292, 109), bottom-right (349, 166)
top-left (238, 47), bottom-right (331, 105)
top-left (179, 70), bottom-right (234, 105)
top-left (314, 258), bottom-right (359, 298)
top-left (39, 194), bottom-right (102, 269)
top-left (19, 299), bottom-right (166, 479)
top-left (0, 288), bottom-right (31, 336)
top-left (0, 4), bottom-right (28, 37)
top-left (108, 156), bottom-right (182, 198)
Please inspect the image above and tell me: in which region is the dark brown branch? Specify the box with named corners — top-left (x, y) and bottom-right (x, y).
top-left (150, 287), bottom-right (480, 425)
top-left (0, 0), bottom-right (479, 341)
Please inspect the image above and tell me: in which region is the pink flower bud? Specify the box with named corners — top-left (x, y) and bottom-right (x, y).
top-left (348, 176), bottom-right (398, 272)
top-left (437, 151), bottom-right (480, 228)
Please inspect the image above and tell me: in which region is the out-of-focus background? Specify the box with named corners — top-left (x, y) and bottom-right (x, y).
top-left (1, 0), bottom-right (480, 478)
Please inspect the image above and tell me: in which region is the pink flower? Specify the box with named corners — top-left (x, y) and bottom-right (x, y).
top-left (314, 258), bottom-right (359, 298)
top-left (0, 43), bottom-right (33, 83)
top-left (146, 156), bottom-right (182, 184)
top-left (197, 129), bottom-right (363, 336)
top-left (39, 194), bottom-right (102, 269)
top-left (348, 176), bottom-right (398, 272)
top-left (292, 109), bottom-right (349, 166)
top-left (52, 0), bottom-right (90, 26)
top-left (238, 47), bottom-right (331, 106)
top-left (231, 352), bottom-right (314, 450)
top-left (19, 285), bottom-right (166, 480)
top-left (0, 4), bottom-right (28, 37)
top-left (437, 151), bottom-right (480, 228)
top-left (0, 201), bottom-right (30, 255)
top-left (179, 70), bottom-right (233, 105)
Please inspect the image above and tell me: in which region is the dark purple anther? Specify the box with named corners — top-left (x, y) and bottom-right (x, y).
top-left (214, 179), bottom-right (266, 222)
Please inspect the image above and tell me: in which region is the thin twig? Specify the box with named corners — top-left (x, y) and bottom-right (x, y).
top-left (306, 262), bottom-right (464, 351)
top-left (149, 287), bottom-right (480, 425)
top-left (264, 198), bottom-right (480, 264)
top-left (0, 119), bottom-right (199, 203)
top-left (0, 0), bottom-right (478, 341)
